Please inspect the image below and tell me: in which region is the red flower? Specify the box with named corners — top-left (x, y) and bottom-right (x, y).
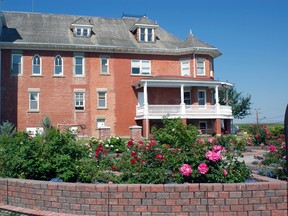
top-left (130, 159), bottom-right (136, 164)
top-left (156, 154), bottom-right (164, 160)
top-left (127, 139), bottom-right (134, 147)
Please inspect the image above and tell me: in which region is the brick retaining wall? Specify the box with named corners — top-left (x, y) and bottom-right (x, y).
top-left (0, 175), bottom-right (287, 216)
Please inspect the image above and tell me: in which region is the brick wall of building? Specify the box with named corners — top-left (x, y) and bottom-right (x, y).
top-left (0, 175), bottom-right (287, 215)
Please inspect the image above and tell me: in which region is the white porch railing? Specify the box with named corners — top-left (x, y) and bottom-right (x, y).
top-left (135, 104), bottom-right (233, 119)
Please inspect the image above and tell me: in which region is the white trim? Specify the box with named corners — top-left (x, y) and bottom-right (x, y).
top-left (100, 55), bottom-right (109, 74)
top-left (180, 58), bottom-right (190, 76)
top-left (73, 54), bottom-right (85, 77)
top-left (197, 57), bottom-right (205, 76)
top-left (97, 91), bottom-right (107, 109)
top-left (74, 91), bottom-right (85, 110)
top-left (28, 91), bottom-right (39, 111)
top-left (54, 55), bottom-right (63, 76)
top-left (32, 54), bottom-right (41, 76)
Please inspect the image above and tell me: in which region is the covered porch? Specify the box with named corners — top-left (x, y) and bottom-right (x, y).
top-left (133, 77), bottom-right (234, 137)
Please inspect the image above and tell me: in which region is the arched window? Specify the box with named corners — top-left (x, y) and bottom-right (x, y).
top-left (54, 55), bottom-right (63, 75)
top-left (32, 54), bottom-right (41, 75)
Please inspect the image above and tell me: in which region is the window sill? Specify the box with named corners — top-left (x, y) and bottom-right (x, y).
top-left (53, 75), bottom-right (65, 78)
top-left (11, 74), bottom-right (23, 77)
top-left (97, 107), bottom-right (108, 110)
top-left (73, 75), bottom-right (86, 78)
top-left (31, 75), bottom-right (43, 77)
top-left (130, 74), bottom-right (153, 77)
top-left (75, 110), bottom-right (85, 113)
top-left (99, 73), bottom-right (110, 76)
top-left (27, 110), bottom-right (40, 113)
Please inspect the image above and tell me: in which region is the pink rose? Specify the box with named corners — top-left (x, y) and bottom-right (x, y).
top-left (223, 169), bottom-right (228, 176)
top-left (207, 138), bottom-right (214, 143)
top-left (268, 145), bottom-right (277, 152)
top-left (198, 163), bottom-right (209, 174)
top-left (205, 151), bottom-right (222, 162)
top-left (179, 164), bottom-right (193, 177)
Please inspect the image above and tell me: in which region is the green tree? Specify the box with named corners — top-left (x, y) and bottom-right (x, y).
top-left (219, 88), bottom-right (252, 119)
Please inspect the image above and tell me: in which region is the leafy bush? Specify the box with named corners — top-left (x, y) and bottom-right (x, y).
top-left (0, 127), bottom-right (89, 182)
top-left (248, 124), bottom-right (271, 146)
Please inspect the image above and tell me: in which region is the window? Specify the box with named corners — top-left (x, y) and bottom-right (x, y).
top-left (131, 60), bottom-right (151, 75)
top-left (32, 54), bottom-right (41, 75)
top-left (29, 91), bottom-right (39, 111)
top-left (139, 28), bottom-right (154, 42)
top-left (181, 59), bottom-right (190, 76)
top-left (75, 27), bottom-right (91, 37)
top-left (198, 90), bottom-right (206, 106)
top-left (100, 56), bottom-right (109, 74)
top-left (184, 90), bottom-right (191, 105)
top-left (74, 92), bottom-right (85, 110)
top-left (54, 55), bottom-right (63, 75)
top-left (97, 119), bottom-right (106, 128)
top-left (26, 127), bottom-right (44, 137)
top-left (199, 122), bottom-right (207, 134)
top-left (11, 54), bottom-right (23, 76)
top-left (197, 58), bottom-right (205, 75)
top-left (210, 59), bottom-right (214, 77)
top-left (98, 91), bottom-right (107, 109)
top-left (74, 55), bottom-right (84, 76)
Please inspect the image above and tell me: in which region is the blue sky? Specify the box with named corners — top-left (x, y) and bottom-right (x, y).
top-left (1, 0), bottom-right (288, 124)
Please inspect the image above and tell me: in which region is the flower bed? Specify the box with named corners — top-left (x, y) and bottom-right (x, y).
top-left (0, 175), bottom-right (287, 215)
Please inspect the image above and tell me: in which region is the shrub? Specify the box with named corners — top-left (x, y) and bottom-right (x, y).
top-left (0, 121), bottom-right (15, 137)
top-left (248, 124), bottom-right (271, 146)
top-left (0, 127), bottom-right (89, 182)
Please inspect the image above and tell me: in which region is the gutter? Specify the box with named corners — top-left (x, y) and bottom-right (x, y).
top-left (0, 42), bottom-right (222, 58)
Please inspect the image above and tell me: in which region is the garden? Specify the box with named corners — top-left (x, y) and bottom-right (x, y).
top-left (0, 118), bottom-right (286, 184)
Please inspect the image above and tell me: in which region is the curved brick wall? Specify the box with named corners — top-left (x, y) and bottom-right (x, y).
top-left (0, 174), bottom-right (287, 216)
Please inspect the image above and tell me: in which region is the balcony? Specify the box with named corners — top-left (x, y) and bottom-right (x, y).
top-left (135, 104), bottom-right (233, 119)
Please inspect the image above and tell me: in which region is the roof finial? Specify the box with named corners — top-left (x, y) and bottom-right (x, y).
top-left (189, 29), bottom-right (193, 36)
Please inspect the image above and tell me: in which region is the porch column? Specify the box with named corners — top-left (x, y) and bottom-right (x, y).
top-left (225, 90), bottom-right (229, 105)
top-left (214, 119), bottom-right (222, 136)
top-left (215, 85), bottom-right (220, 114)
top-left (143, 81), bottom-right (148, 116)
top-left (180, 84), bottom-right (186, 115)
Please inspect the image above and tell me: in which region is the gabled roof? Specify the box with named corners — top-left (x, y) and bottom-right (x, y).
top-left (71, 17), bottom-right (94, 27)
top-left (0, 11), bottom-right (222, 58)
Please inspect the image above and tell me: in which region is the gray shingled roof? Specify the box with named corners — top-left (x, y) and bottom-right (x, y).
top-left (0, 11), bottom-right (221, 57)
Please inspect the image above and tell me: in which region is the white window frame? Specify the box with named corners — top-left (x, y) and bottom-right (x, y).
top-left (26, 127), bottom-right (44, 137)
top-left (74, 27), bottom-right (91, 37)
top-left (100, 56), bottom-right (109, 74)
top-left (11, 53), bottom-right (23, 76)
top-left (74, 90), bottom-right (85, 111)
top-left (32, 54), bottom-right (41, 76)
top-left (97, 90), bottom-right (107, 109)
top-left (54, 55), bottom-right (63, 76)
top-left (139, 28), bottom-right (155, 42)
top-left (96, 118), bottom-right (106, 128)
top-left (197, 58), bottom-right (205, 76)
top-left (29, 90), bottom-right (39, 111)
top-left (181, 59), bottom-right (190, 76)
top-left (131, 60), bottom-right (151, 75)
top-left (74, 54), bottom-right (85, 77)
top-left (198, 90), bottom-right (206, 106)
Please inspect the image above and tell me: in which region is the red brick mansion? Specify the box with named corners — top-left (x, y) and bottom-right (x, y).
top-left (0, 11), bottom-right (233, 138)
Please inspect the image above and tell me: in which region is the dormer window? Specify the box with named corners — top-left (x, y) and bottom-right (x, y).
top-left (129, 16), bottom-right (159, 43)
top-left (74, 27), bottom-right (91, 37)
top-left (71, 17), bottom-right (94, 38)
top-left (139, 27), bottom-right (155, 42)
